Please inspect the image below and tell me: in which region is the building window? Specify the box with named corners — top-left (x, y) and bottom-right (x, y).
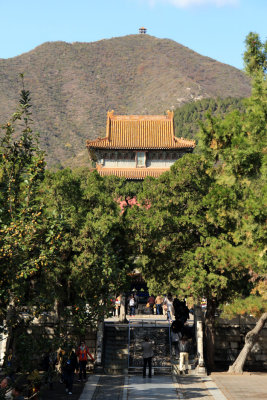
top-left (136, 152), bottom-right (146, 167)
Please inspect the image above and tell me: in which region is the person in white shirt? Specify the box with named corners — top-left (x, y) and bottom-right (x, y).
top-left (129, 295), bottom-right (135, 316)
top-left (163, 293), bottom-right (174, 321)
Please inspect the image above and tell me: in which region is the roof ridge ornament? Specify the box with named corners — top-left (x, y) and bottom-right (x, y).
top-left (166, 110), bottom-right (174, 119)
top-left (106, 110), bottom-right (114, 140)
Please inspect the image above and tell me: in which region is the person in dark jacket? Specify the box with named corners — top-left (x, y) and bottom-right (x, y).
top-left (141, 337), bottom-right (154, 378)
top-left (171, 322), bottom-right (182, 358)
top-left (63, 348), bottom-right (78, 395)
top-left (11, 386), bottom-right (24, 400)
top-left (179, 337), bottom-right (189, 374)
top-left (43, 350), bottom-right (57, 389)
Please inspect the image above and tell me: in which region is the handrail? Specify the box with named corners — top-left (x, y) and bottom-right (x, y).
top-left (127, 320), bottom-right (131, 370)
top-left (128, 319), bottom-right (170, 327)
top-left (168, 319), bottom-right (172, 363)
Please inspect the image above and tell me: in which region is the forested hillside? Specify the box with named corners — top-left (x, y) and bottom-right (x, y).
top-left (174, 97), bottom-right (245, 141)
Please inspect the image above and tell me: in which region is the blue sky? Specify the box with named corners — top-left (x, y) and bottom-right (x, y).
top-left (0, 0), bottom-right (266, 69)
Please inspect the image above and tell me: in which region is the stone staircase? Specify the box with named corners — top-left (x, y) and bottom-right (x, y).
top-left (102, 314), bottom-right (204, 376)
top-left (103, 320), bottom-right (173, 375)
top-left (103, 324), bottom-right (128, 374)
top-left (128, 324), bottom-right (172, 375)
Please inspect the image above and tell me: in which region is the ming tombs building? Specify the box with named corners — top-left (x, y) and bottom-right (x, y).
top-left (86, 110), bottom-right (195, 180)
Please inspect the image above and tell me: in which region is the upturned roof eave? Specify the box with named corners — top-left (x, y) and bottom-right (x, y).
top-left (86, 143), bottom-right (195, 150)
top-left (86, 138), bottom-right (196, 150)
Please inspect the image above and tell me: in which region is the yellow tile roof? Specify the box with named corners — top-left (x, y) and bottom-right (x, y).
top-left (87, 110), bottom-right (195, 150)
top-left (96, 166), bottom-right (169, 180)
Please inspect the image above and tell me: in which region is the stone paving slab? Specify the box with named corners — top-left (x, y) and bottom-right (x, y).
top-left (91, 375), bottom-right (125, 399)
top-left (79, 375), bottom-right (100, 400)
top-left (127, 375), bottom-right (179, 400)
top-left (175, 375), bottom-right (222, 400)
top-left (79, 375), bottom-right (125, 400)
top-left (211, 373), bottom-right (267, 400)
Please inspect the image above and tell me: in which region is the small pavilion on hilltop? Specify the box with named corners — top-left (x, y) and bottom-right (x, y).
top-left (86, 110), bottom-right (195, 180)
top-left (139, 27), bottom-right (147, 34)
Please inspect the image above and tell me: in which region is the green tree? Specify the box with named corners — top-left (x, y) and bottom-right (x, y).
top-left (197, 32), bottom-right (267, 372)
top-left (0, 77), bottom-right (64, 372)
top-left (40, 169), bottom-right (132, 334)
top-left (243, 32), bottom-right (267, 76)
top-left (127, 153), bottom-right (254, 369)
top-left (128, 33), bottom-right (266, 371)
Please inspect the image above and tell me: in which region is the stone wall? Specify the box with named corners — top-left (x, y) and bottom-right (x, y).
top-left (84, 326), bottom-right (97, 356)
top-left (102, 325), bottom-right (129, 374)
top-left (0, 313), bottom-right (98, 367)
top-left (213, 316), bottom-right (267, 371)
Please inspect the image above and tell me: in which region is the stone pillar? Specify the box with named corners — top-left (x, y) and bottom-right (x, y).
top-left (95, 321), bottom-right (104, 368)
top-left (194, 305), bottom-right (207, 375)
top-left (119, 295), bottom-right (128, 323)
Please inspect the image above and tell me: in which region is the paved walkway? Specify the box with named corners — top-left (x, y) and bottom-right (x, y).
top-left (78, 374), bottom-right (229, 400)
top-left (78, 373), bottom-right (267, 400)
top-left (211, 373), bottom-right (267, 400)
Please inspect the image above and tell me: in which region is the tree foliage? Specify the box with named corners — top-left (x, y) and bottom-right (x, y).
top-left (40, 169), bottom-right (132, 330)
top-left (174, 97), bottom-right (245, 142)
top-left (243, 32), bottom-right (267, 76)
top-left (0, 76), bottom-right (53, 317)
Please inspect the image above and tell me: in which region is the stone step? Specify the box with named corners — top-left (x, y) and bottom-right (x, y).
top-left (105, 344), bottom-right (128, 349)
top-left (105, 327), bottom-right (128, 332)
top-left (105, 362), bottom-right (128, 368)
top-left (172, 360), bottom-right (197, 375)
top-left (105, 348), bottom-right (128, 354)
top-left (105, 340), bottom-right (128, 345)
top-left (105, 346), bottom-right (128, 352)
top-left (105, 354), bottom-right (128, 360)
top-left (105, 335), bottom-right (128, 340)
top-left (104, 367), bottom-right (128, 374)
top-left (104, 361), bottom-right (128, 368)
top-left (128, 367), bottom-right (172, 375)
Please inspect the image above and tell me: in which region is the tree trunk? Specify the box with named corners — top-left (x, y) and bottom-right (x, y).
top-left (5, 299), bottom-right (16, 356)
top-left (204, 298), bottom-right (217, 371)
top-left (228, 312), bottom-right (267, 374)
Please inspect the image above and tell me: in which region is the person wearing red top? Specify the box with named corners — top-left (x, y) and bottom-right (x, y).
top-left (148, 295), bottom-right (155, 315)
top-left (76, 341), bottom-right (95, 381)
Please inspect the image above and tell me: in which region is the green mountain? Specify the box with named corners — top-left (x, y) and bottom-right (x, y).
top-left (0, 35), bottom-right (251, 168)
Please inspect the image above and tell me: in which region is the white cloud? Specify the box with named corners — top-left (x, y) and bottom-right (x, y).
top-left (145, 0), bottom-right (239, 8)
